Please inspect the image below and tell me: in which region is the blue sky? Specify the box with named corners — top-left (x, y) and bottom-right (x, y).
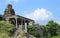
top-left (0, 0), bottom-right (60, 25)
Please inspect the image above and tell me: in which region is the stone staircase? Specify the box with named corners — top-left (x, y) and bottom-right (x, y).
top-left (12, 25), bottom-right (26, 38)
top-left (11, 25), bottom-right (36, 38)
top-left (14, 25), bottom-right (22, 36)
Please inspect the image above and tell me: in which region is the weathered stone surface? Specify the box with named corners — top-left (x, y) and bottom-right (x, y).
top-left (29, 34), bottom-right (36, 38)
top-left (4, 4), bottom-right (15, 17)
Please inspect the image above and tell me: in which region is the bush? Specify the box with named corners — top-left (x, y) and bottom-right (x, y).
top-left (52, 35), bottom-right (60, 38)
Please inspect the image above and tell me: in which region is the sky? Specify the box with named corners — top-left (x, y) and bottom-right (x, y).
top-left (0, 0), bottom-right (60, 25)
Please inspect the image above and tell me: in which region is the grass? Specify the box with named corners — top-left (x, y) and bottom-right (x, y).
top-left (52, 35), bottom-right (60, 38)
top-left (0, 33), bottom-right (10, 38)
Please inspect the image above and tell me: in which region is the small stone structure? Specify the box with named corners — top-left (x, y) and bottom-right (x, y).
top-left (0, 4), bottom-right (36, 38)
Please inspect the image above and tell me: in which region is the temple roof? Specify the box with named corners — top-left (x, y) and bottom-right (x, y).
top-left (16, 15), bottom-right (34, 21)
top-left (6, 15), bottom-right (34, 22)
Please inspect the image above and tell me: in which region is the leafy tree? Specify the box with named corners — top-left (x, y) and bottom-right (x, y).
top-left (56, 25), bottom-right (60, 35)
top-left (0, 21), bottom-right (14, 38)
top-left (46, 20), bottom-right (59, 36)
top-left (43, 26), bottom-right (48, 36)
top-left (27, 25), bottom-right (40, 38)
top-left (0, 21), bottom-right (13, 33)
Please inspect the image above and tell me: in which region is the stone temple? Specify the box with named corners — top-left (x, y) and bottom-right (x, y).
top-left (0, 4), bottom-right (36, 38)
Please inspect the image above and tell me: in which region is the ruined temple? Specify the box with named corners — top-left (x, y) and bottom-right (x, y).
top-left (0, 4), bottom-right (36, 38)
top-left (4, 4), bottom-right (15, 17)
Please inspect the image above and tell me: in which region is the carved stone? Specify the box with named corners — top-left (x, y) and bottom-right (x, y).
top-left (4, 4), bottom-right (15, 17)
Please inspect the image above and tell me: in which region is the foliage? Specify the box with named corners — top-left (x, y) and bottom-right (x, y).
top-left (0, 20), bottom-right (60, 38)
top-left (0, 33), bottom-right (10, 38)
top-left (0, 21), bottom-right (13, 33)
top-left (52, 35), bottom-right (60, 38)
top-left (45, 20), bottom-right (59, 36)
top-left (0, 21), bottom-right (14, 38)
top-left (43, 20), bottom-right (60, 38)
top-left (27, 25), bottom-right (40, 38)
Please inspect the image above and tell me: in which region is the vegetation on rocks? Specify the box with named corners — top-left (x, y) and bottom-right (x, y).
top-left (0, 21), bottom-right (13, 38)
top-left (0, 20), bottom-right (60, 38)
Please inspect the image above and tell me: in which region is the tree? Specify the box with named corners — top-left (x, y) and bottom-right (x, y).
top-left (56, 25), bottom-right (60, 35)
top-left (46, 20), bottom-right (59, 37)
top-left (27, 25), bottom-right (40, 38)
top-left (0, 21), bottom-right (14, 38)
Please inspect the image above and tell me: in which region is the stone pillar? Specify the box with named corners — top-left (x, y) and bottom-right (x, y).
top-left (19, 25), bottom-right (22, 31)
top-left (23, 20), bottom-right (25, 30)
top-left (22, 19), bottom-right (25, 30)
top-left (16, 18), bottom-right (17, 28)
top-left (21, 19), bottom-right (23, 31)
top-left (6, 17), bottom-right (9, 22)
top-left (17, 19), bottom-right (23, 32)
top-left (25, 22), bottom-right (27, 33)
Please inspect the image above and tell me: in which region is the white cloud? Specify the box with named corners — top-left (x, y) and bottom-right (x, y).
top-left (6, 0), bottom-right (19, 3)
top-left (23, 8), bottom-right (53, 23)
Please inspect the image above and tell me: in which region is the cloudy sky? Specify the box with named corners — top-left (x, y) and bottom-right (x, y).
top-left (0, 0), bottom-right (60, 25)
